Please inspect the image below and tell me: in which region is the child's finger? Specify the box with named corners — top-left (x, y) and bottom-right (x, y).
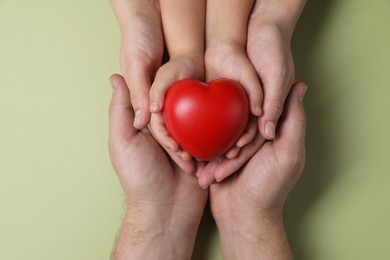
top-left (147, 117), bottom-right (195, 174)
top-left (149, 64), bottom-right (180, 113)
top-left (235, 116), bottom-right (258, 148)
top-left (225, 146), bottom-right (241, 159)
top-left (214, 133), bottom-right (265, 183)
top-left (149, 112), bottom-right (180, 152)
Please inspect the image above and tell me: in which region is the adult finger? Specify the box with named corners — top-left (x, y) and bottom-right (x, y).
top-left (276, 82), bottom-right (307, 152)
top-left (197, 133), bottom-right (265, 188)
top-left (258, 76), bottom-right (291, 140)
top-left (109, 74), bottom-right (137, 143)
top-left (122, 61), bottom-right (154, 129)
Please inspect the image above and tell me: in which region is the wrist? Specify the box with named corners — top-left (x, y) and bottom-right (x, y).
top-left (168, 52), bottom-right (205, 80)
top-left (250, 0), bottom-right (307, 40)
top-left (217, 213), bottom-right (292, 260)
top-left (126, 201), bottom-right (203, 238)
top-left (216, 209), bottom-right (284, 241)
top-left (206, 38), bottom-right (244, 54)
top-left (113, 203), bottom-right (202, 260)
top-left (205, 40), bottom-right (244, 71)
top-left (110, 0), bottom-right (160, 30)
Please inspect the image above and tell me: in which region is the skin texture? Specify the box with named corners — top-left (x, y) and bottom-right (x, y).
top-left (205, 0), bottom-right (260, 159)
top-left (208, 82), bottom-right (307, 260)
top-left (108, 1), bottom-right (308, 256)
top-left (148, 0), bottom-right (206, 159)
top-left (199, 0), bottom-right (307, 185)
top-left (109, 74), bottom-right (208, 259)
top-left (205, 0), bottom-right (263, 117)
top-left (109, 74), bottom-right (307, 259)
top-left (149, 0), bottom-right (258, 162)
top-left (109, 0), bottom-right (164, 130)
top-left (247, 0), bottom-right (307, 140)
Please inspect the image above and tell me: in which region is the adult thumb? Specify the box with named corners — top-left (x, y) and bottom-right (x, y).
top-left (277, 82), bottom-right (307, 151)
top-left (109, 74), bottom-right (137, 143)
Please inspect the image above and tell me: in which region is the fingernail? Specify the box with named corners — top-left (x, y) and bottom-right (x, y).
top-left (133, 110), bottom-right (143, 127)
top-left (265, 121), bottom-right (276, 139)
top-left (150, 102), bottom-right (161, 113)
top-left (298, 85), bottom-right (308, 102)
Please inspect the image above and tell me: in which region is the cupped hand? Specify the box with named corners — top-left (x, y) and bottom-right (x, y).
top-left (209, 82), bottom-right (307, 228)
top-left (247, 19), bottom-right (295, 140)
top-left (108, 74), bottom-right (207, 217)
top-left (196, 116), bottom-right (264, 188)
top-left (110, 0), bottom-right (164, 129)
top-left (148, 56), bottom-right (204, 168)
top-left (205, 44), bottom-right (262, 159)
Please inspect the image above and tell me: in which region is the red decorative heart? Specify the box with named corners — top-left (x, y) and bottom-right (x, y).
top-left (163, 78), bottom-right (249, 160)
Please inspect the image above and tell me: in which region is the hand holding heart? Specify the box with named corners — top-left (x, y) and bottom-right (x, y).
top-left (163, 79), bottom-right (249, 161)
top-left (148, 77), bottom-right (260, 186)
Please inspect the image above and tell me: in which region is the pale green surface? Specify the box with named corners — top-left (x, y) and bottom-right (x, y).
top-left (1, 0), bottom-right (389, 259)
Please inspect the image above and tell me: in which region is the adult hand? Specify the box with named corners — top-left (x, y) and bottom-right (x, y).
top-left (209, 83), bottom-right (307, 259)
top-left (196, 116), bottom-right (264, 189)
top-left (108, 74), bottom-right (208, 259)
top-left (205, 47), bottom-right (262, 159)
top-left (247, 0), bottom-right (307, 140)
top-left (110, 0), bottom-right (164, 129)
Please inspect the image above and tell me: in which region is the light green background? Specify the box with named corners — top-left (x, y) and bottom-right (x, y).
top-left (1, 0), bottom-right (389, 259)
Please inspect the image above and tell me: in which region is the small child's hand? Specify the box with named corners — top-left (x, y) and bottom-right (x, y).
top-left (148, 56), bottom-right (204, 169)
top-left (205, 43), bottom-right (263, 159)
top-left (150, 57), bottom-right (204, 113)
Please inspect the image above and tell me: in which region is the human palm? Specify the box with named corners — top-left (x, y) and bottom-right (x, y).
top-left (109, 74), bottom-right (208, 215)
top-left (209, 82), bottom-right (307, 222)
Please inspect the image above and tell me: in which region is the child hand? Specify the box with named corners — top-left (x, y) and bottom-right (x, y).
top-left (148, 56), bottom-right (204, 167)
top-left (205, 43), bottom-right (263, 159)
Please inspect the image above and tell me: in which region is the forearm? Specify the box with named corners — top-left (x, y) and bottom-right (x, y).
top-left (251, 0), bottom-right (307, 39)
top-left (217, 213), bottom-right (292, 260)
top-left (206, 0), bottom-right (254, 48)
top-left (159, 0), bottom-right (205, 58)
top-left (110, 0), bottom-right (160, 31)
top-left (112, 205), bottom-right (201, 260)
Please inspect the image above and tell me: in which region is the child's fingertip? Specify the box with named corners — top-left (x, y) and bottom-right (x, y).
top-left (150, 101), bottom-right (162, 113)
top-left (252, 104), bottom-right (263, 116)
top-left (215, 174), bottom-right (224, 183)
